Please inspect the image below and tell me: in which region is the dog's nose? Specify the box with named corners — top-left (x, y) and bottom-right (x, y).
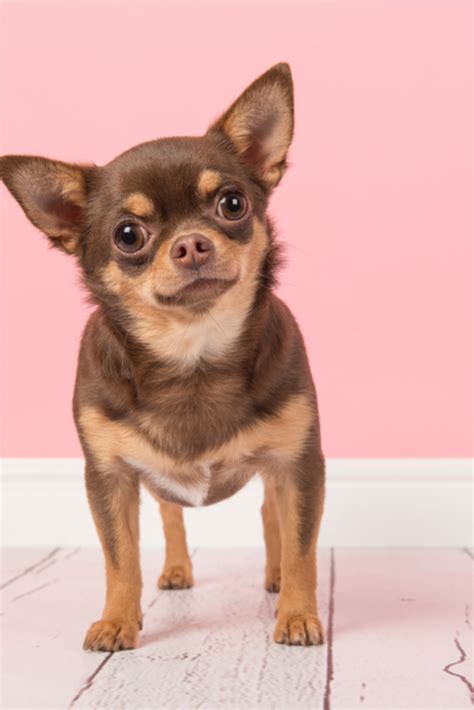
top-left (170, 234), bottom-right (214, 269)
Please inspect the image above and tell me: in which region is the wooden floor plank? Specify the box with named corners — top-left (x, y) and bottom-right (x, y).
top-left (1, 547), bottom-right (63, 588)
top-left (1, 548), bottom-right (168, 710)
top-left (73, 548), bottom-right (330, 709)
top-left (329, 549), bottom-right (473, 709)
top-left (3, 548), bottom-right (471, 709)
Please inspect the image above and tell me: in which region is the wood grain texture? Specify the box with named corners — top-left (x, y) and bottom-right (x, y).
top-left (72, 548), bottom-right (330, 709)
top-left (329, 549), bottom-right (473, 709)
top-left (1, 546), bottom-right (62, 589)
top-left (1, 547), bottom-right (472, 709)
top-left (0, 548), bottom-right (168, 709)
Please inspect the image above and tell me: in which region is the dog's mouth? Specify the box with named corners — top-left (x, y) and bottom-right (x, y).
top-left (155, 275), bottom-right (238, 307)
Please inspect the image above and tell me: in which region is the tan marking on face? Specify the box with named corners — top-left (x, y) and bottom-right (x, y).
top-left (197, 169), bottom-right (221, 198)
top-left (79, 392), bottom-right (313, 494)
top-left (100, 217), bottom-right (269, 368)
top-left (124, 192), bottom-right (155, 218)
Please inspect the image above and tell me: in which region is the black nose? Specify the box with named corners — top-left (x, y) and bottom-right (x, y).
top-left (170, 234), bottom-right (214, 269)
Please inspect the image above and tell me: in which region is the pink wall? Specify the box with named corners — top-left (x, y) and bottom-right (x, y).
top-left (1, 1), bottom-right (471, 457)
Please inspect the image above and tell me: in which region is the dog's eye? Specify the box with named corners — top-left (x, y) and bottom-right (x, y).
top-left (217, 192), bottom-right (248, 221)
top-left (114, 223), bottom-right (149, 253)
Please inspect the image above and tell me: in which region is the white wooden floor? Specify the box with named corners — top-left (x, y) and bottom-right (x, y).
top-left (1, 548), bottom-right (472, 709)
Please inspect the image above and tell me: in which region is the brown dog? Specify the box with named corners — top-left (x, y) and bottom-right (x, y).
top-left (1, 63), bottom-right (325, 650)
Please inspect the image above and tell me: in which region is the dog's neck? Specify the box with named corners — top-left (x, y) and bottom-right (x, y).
top-left (95, 280), bottom-right (273, 380)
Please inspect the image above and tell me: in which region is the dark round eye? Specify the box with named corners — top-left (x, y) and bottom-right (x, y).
top-left (217, 191), bottom-right (248, 220)
top-left (113, 223), bottom-right (149, 253)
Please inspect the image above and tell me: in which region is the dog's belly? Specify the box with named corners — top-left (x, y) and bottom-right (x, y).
top-left (125, 456), bottom-right (257, 507)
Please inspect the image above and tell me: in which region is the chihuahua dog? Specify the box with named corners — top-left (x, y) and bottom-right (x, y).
top-left (1, 63), bottom-right (325, 650)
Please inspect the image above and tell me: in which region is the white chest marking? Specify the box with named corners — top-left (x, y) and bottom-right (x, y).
top-left (139, 283), bottom-right (249, 367)
top-left (124, 457), bottom-right (212, 507)
top-left (156, 311), bottom-right (245, 366)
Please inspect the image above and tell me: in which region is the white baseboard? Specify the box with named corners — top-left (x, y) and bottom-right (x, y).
top-left (1, 458), bottom-right (472, 547)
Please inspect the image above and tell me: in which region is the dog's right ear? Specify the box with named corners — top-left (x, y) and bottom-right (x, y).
top-left (0, 155), bottom-right (96, 255)
top-left (208, 63), bottom-right (294, 190)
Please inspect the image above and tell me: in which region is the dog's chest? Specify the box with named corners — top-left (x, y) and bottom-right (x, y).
top-left (126, 455), bottom-right (256, 507)
top-left (79, 393), bottom-right (311, 508)
top-left (124, 386), bottom-right (259, 507)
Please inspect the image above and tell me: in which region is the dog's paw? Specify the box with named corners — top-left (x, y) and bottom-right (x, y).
top-left (265, 567), bottom-right (281, 593)
top-left (158, 563), bottom-right (194, 590)
top-left (83, 618), bottom-right (140, 652)
top-left (273, 611), bottom-right (324, 646)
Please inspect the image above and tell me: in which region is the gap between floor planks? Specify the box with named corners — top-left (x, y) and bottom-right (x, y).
top-left (1, 548), bottom-right (330, 708)
top-left (1, 547), bottom-right (472, 709)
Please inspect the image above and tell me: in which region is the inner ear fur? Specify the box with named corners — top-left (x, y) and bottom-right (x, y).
top-left (0, 155), bottom-right (95, 254)
top-left (208, 63), bottom-right (294, 189)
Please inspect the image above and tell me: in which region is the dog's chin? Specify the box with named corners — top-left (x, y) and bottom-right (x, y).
top-left (154, 275), bottom-right (238, 310)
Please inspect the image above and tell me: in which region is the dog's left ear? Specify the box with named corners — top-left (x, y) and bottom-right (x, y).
top-left (208, 62), bottom-right (294, 190)
top-left (0, 155), bottom-right (95, 255)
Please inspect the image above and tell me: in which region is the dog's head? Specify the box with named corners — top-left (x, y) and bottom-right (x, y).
top-left (1, 63), bottom-right (294, 362)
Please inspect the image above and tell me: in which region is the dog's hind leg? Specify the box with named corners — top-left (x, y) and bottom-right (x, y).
top-left (156, 499), bottom-right (194, 590)
top-left (261, 476), bottom-right (282, 592)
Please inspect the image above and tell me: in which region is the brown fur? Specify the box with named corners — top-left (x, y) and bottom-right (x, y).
top-left (153, 498), bottom-right (194, 589)
top-left (1, 62), bottom-right (326, 649)
top-left (261, 478), bottom-right (282, 592)
top-left (272, 461), bottom-right (325, 645)
top-left (83, 461), bottom-right (143, 651)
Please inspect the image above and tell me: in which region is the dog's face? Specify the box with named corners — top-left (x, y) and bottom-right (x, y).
top-left (1, 63), bottom-right (294, 351)
top-left (83, 135), bottom-right (271, 313)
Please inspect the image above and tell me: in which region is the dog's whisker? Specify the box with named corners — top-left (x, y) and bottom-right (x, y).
top-left (207, 311), bottom-right (226, 338)
top-left (285, 243), bottom-right (312, 257)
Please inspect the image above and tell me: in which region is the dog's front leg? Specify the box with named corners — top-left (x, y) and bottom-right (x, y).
top-left (272, 447), bottom-right (325, 646)
top-left (83, 461), bottom-right (143, 652)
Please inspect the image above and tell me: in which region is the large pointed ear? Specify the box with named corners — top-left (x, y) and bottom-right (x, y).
top-left (208, 63), bottom-right (294, 190)
top-left (0, 155), bottom-right (95, 255)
